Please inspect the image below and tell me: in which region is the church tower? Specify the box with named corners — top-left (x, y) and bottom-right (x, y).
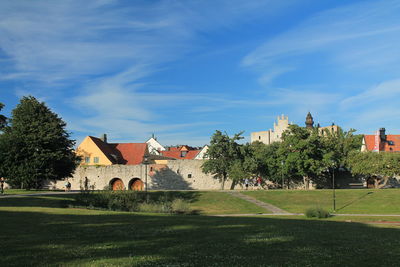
top-left (305, 112), bottom-right (314, 129)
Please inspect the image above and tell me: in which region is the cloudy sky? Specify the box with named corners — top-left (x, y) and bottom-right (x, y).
top-left (1, 0), bottom-right (400, 146)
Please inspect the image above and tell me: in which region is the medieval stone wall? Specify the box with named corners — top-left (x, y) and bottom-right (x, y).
top-left (49, 160), bottom-right (232, 190)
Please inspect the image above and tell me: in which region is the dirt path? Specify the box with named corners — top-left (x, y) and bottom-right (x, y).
top-left (227, 191), bottom-right (291, 214)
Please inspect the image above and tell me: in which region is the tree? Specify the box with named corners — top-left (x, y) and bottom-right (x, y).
top-left (278, 125), bottom-right (328, 189)
top-left (0, 96), bottom-right (80, 189)
top-left (0, 102), bottom-right (7, 129)
top-left (347, 151), bottom-right (400, 188)
top-left (201, 130), bottom-right (243, 190)
top-left (321, 127), bottom-right (363, 169)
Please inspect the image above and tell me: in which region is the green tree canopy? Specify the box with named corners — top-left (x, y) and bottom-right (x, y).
top-left (278, 125), bottom-right (328, 189)
top-left (348, 151), bottom-right (400, 188)
top-left (201, 130), bottom-right (243, 189)
top-left (0, 102), bottom-right (7, 129)
top-left (0, 96), bottom-right (80, 189)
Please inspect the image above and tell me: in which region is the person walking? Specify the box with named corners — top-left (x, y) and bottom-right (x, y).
top-left (257, 176), bottom-right (262, 190)
top-left (0, 177), bottom-right (5, 194)
top-left (244, 178), bottom-right (249, 190)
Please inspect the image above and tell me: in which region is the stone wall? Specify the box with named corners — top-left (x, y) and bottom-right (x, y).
top-left (49, 160), bottom-right (232, 190)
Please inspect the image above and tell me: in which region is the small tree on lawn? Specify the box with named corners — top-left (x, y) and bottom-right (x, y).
top-left (348, 151), bottom-right (400, 188)
top-left (0, 96), bottom-right (80, 189)
top-left (201, 130), bottom-right (243, 190)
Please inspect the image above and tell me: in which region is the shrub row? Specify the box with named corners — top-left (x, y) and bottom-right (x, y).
top-left (305, 207), bottom-right (331, 218)
top-left (73, 190), bottom-right (192, 214)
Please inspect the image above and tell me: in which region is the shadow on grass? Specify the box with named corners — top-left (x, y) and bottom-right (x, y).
top-left (1, 208), bottom-right (400, 266)
top-left (336, 191), bottom-right (374, 212)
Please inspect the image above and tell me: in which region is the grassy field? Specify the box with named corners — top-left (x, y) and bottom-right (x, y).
top-left (1, 192), bottom-right (400, 266)
top-left (243, 189), bottom-right (400, 214)
top-left (1, 189), bottom-right (62, 195)
top-left (189, 191), bottom-right (268, 214)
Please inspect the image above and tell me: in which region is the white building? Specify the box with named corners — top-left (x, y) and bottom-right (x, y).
top-left (146, 136), bottom-right (166, 155)
top-left (251, 115), bottom-right (290, 144)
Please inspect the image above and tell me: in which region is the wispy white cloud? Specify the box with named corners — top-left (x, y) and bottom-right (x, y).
top-left (243, 0), bottom-right (400, 83)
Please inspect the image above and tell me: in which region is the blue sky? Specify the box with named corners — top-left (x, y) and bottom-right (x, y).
top-left (1, 0), bottom-right (400, 146)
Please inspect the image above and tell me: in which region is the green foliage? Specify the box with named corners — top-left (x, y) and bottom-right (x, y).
top-left (305, 207), bottom-right (330, 218)
top-left (202, 130), bottom-right (244, 189)
top-left (75, 191), bottom-right (193, 214)
top-left (348, 151), bottom-right (400, 188)
top-left (0, 102), bottom-right (7, 130)
top-left (0, 96), bottom-right (80, 189)
top-left (278, 125), bottom-right (328, 187)
top-left (321, 127), bottom-right (363, 168)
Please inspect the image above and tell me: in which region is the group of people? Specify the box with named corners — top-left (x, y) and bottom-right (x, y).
top-left (243, 177), bottom-right (263, 190)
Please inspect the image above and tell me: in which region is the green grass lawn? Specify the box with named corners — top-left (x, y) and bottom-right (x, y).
top-left (1, 189), bottom-right (62, 195)
top-left (1, 194), bottom-right (400, 266)
top-left (243, 189), bottom-right (400, 214)
top-left (189, 191), bottom-right (268, 214)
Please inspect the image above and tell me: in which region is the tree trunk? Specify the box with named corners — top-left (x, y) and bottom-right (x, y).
top-left (303, 176), bottom-right (309, 190)
top-left (376, 176), bottom-right (390, 189)
top-left (221, 173), bottom-right (226, 190)
top-left (230, 179), bottom-right (237, 190)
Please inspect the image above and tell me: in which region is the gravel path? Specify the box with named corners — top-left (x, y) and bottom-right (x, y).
top-left (227, 191), bottom-right (291, 214)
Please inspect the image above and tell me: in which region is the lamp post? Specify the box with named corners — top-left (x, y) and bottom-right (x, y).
top-left (281, 161), bottom-right (284, 190)
top-left (143, 155), bottom-right (149, 203)
top-left (332, 163), bottom-right (336, 212)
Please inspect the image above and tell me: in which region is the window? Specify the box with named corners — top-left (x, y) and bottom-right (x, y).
top-left (180, 151), bottom-right (187, 157)
top-left (388, 141), bottom-right (395, 146)
top-left (259, 136), bottom-right (261, 140)
top-left (85, 157), bottom-right (90, 163)
top-left (188, 174), bottom-right (192, 178)
top-left (150, 167), bottom-right (153, 171)
top-left (94, 157), bottom-right (99, 163)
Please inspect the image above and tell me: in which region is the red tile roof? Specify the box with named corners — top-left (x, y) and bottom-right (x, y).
top-left (160, 150), bottom-right (200, 160)
top-left (109, 143), bottom-right (148, 165)
top-left (363, 135), bottom-right (400, 152)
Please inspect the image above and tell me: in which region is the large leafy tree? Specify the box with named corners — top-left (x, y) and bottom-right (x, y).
top-left (348, 151), bottom-right (400, 188)
top-left (278, 125), bottom-right (328, 189)
top-left (202, 130), bottom-right (243, 190)
top-left (321, 127), bottom-right (363, 169)
top-left (0, 96), bottom-right (80, 189)
top-left (0, 102), bottom-right (7, 129)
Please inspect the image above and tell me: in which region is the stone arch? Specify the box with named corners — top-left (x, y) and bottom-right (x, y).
top-left (129, 178), bottom-right (144, 191)
top-left (110, 178), bottom-right (125, 191)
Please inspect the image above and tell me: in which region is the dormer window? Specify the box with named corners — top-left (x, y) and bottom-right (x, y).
top-left (180, 151), bottom-right (187, 157)
top-left (388, 141), bottom-right (395, 146)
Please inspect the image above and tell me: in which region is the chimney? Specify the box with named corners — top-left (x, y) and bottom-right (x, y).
top-left (379, 128), bottom-right (386, 141)
top-left (100, 134), bottom-right (107, 143)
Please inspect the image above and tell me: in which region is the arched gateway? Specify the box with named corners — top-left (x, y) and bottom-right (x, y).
top-left (110, 178), bottom-right (124, 190)
top-left (129, 178), bottom-right (144, 191)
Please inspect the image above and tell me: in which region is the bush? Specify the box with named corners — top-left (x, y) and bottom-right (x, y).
top-left (73, 191), bottom-right (193, 214)
top-left (305, 207), bottom-right (330, 218)
top-left (171, 198), bottom-right (191, 214)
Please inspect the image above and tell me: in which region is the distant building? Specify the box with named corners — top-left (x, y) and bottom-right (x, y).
top-left (146, 135), bottom-right (166, 155)
top-left (361, 128), bottom-right (400, 152)
top-left (305, 112), bottom-right (340, 135)
top-left (76, 134), bottom-right (149, 165)
top-left (160, 145), bottom-right (208, 160)
top-left (251, 114), bottom-right (290, 144)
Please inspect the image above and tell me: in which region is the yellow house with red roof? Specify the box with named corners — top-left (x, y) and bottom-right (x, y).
top-left (76, 134), bottom-right (149, 166)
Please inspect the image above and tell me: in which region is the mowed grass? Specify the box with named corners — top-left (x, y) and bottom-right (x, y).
top-left (188, 191), bottom-right (268, 214)
top-left (243, 189), bottom-right (400, 214)
top-left (1, 189), bottom-right (62, 195)
top-left (1, 194), bottom-right (400, 266)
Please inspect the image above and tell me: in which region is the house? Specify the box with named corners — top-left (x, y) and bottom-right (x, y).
top-left (146, 135), bottom-right (166, 155)
top-left (76, 134), bottom-right (149, 165)
top-left (160, 145), bottom-right (208, 160)
top-left (361, 128), bottom-right (400, 152)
